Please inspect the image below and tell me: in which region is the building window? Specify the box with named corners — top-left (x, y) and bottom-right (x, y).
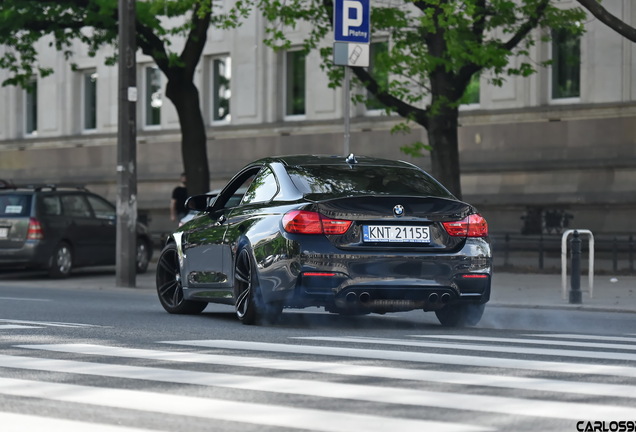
top-left (460, 73), bottom-right (480, 105)
top-left (366, 41), bottom-right (389, 112)
top-left (25, 79), bottom-right (38, 135)
top-left (83, 71), bottom-right (98, 130)
top-left (285, 50), bottom-right (306, 117)
top-left (211, 56), bottom-right (231, 122)
top-left (145, 66), bottom-right (162, 126)
top-left (551, 28), bottom-right (580, 99)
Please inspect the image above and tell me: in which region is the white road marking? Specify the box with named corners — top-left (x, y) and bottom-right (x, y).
top-left (168, 339), bottom-right (636, 378)
top-left (0, 318), bottom-right (107, 328)
top-left (18, 343), bottom-right (636, 399)
top-left (0, 297), bottom-right (50, 302)
top-left (0, 324), bottom-right (42, 329)
top-left (527, 333), bottom-right (636, 343)
top-left (412, 334), bottom-right (636, 351)
top-left (0, 353), bottom-right (634, 421)
top-left (0, 377), bottom-right (489, 432)
top-left (0, 412), bottom-right (159, 432)
top-left (298, 335), bottom-right (636, 361)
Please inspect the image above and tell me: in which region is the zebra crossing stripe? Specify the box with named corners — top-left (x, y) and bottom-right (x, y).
top-left (168, 339), bottom-right (636, 378)
top-left (2, 352), bottom-right (635, 421)
top-left (0, 324), bottom-right (41, 329)
top-left (527, 333), bottom-right (636, 343)
top-left (0, 377), bottom-right (489, 432)
top-left (412, 334), bottom-right (636, 351)
top-left (0, 412), bottom-right (158, 432)
top-left (0, 319), bottom-right (105, 328)
top-left (18, 343), bottom-right (636, 400)
top-left (298, 336), bottom-right (636, 362)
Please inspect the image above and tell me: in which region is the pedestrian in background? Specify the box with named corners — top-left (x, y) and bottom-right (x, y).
top-left (170, 173), bottom-right (188, 223)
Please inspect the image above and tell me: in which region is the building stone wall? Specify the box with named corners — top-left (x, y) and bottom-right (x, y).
top-left (1, 2), bottom-right (635, 238)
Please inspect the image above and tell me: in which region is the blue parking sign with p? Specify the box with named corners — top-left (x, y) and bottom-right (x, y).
top-left (334, 0), bottom-right (370, 43)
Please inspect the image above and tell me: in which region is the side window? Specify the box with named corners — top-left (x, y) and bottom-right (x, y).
top-left (61, 195), bottom-right (92, 218)
top-left (86, 195), bottom-right (115, 219)
top-left (241, 167), bottom-right (278, 205)
top-left (41, 196), bottom-right (62, 216)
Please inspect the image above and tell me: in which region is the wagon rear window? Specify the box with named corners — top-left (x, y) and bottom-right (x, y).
top-left (0, 194), bottom-right (32, 217)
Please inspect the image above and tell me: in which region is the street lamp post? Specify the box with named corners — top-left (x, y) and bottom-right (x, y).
top-left (116, 0), bottom-right (137, 287)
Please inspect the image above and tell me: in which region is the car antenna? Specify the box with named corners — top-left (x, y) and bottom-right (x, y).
top-left (345, 153), bottom-right (358, 165)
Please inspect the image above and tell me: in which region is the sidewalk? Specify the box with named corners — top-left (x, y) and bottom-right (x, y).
top-left (491, 271), bottom-right (636, 313)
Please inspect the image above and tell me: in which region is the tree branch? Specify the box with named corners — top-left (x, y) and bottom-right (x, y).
top-left (576, 0), bottom-right (636, 43)
top-left (350, 66), bottom-right (429, 129)
top-left (136, 22), bottom-right (171, 73)
top-left (503, 0), bottom-right (550, 51)
top-left (180, 2), bottom-right (212, 80)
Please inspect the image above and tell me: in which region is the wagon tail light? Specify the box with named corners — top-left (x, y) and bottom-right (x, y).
top-left (27, 217), bottom-right (44, 240)
top-left (283, 210), bottom-right (352, 235)
top-left (442, 214), bottom-right (488, 237)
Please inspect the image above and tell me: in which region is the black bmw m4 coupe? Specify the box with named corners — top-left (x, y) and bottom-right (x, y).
top-left (156, 154), bottom-right (492, 326)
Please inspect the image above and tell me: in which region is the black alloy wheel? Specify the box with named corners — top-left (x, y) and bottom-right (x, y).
top-left (435, 303), bottom-right (485, 327)
top-left (234, 248), bottom-right (282, 325)
top-left (48, 242), bottom-right (73, 278)
top-left (156, 243), bottom-right (207, 314)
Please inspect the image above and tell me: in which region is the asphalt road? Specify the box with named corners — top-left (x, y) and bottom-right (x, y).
top-left (1, 268), bottom-right (636, 432)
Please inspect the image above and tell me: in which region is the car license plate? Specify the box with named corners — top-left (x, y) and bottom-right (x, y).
top-left (0, 227), bottom-right (8, 239)
top-left (363, 225), bottom-right (430, 243)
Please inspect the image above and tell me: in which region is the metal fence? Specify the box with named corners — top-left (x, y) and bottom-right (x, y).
top-left (491, 233), bottom-right (636, 274)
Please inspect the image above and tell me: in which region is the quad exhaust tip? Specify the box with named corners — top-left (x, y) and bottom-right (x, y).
top-left (359, 292), bottom-right (371, 304)
top-left (344, 291), bottom-right (372, 304)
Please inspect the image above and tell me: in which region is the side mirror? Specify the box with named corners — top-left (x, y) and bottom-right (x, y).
top-left (185, 194), bottom-right (209, 212)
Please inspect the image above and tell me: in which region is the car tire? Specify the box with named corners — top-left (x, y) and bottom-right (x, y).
top-left (234, 248), bottom-right (282, 325)
top-left (48, 242), bottom-right (73, 278)
top-left (136, 239), bottom-right (151, 274)
top-left (435, 303), bottom-right (485, 327)
top-left (156, 243), bottom-right (207, 314)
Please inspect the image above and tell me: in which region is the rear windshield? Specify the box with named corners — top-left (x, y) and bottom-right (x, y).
top-left (287, 165), bottom-right (454, 199)
top-left (0, 193), bottom-right (32, 217)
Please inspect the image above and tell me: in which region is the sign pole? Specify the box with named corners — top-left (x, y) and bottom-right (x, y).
top-left (333, 0), bottom-right (371, 157)
top-left (343, 66), bottom-right (351, 155)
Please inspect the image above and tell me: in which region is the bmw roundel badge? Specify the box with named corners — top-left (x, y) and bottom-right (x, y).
top-left (393, 204), bottom-right (405, 217)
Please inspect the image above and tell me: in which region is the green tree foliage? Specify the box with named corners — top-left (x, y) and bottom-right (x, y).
top-left (257, 0), bottom-right (586, 198)
top-left (0, 0), bottom-right (251, 195)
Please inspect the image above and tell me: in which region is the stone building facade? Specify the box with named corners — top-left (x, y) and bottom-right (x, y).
top-left (1, 1), bottom-right (634, 238)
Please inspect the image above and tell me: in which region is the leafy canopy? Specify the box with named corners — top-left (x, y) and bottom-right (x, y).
top-left (0, 0), bottom-right (250, 88)
top-left (257, 0), bottom-right (585, 116)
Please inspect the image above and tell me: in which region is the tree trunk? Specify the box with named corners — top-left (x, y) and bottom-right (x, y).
top-left (427, 106), bottom-right (462, 200)
top-left (165, 78), bottom-right (210, 196)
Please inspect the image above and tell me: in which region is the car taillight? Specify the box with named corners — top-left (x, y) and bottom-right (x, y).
top-left (27, 217), bottom-right (44, 240)
top-left (283, 210), bottom-right (352, 235)
top-left (442, 214), bottom-right (488, 237)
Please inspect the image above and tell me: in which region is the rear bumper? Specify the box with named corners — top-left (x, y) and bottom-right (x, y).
top-left (0, 241), bottom-right (50, 269)
top-left (281, 237), bottom-right (492, 312)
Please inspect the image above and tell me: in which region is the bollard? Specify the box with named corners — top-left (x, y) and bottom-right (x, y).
top-left (539, 234), bottom-right (544, 270)
top-left (613, 236), bottom-right (618, 273)
top-left (630, 234), bottom-right (634, 273)
top-left (504, 233), bottom-right (510, 267)
top-left (569, 230), bottom-right (582, 304)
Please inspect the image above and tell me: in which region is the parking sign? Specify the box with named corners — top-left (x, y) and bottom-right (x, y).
top-left (334, 0), bottom-right (370, 43)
